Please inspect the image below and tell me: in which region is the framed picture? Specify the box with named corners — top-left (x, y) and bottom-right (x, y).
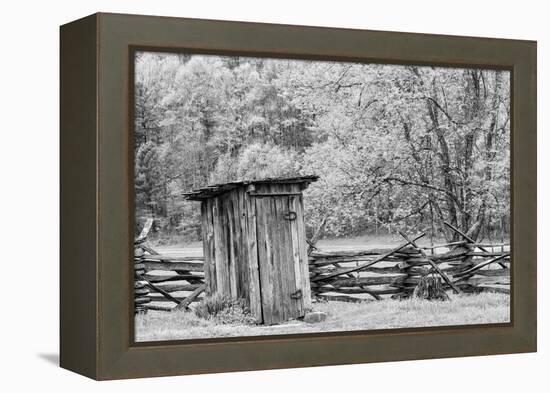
top-left (60, 12), bottom-right (536, 380)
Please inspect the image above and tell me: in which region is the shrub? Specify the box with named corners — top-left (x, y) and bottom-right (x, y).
top-left (213, 305), bottom-right (257, 325)
top-left (194, 293), bottom-right (256, 325)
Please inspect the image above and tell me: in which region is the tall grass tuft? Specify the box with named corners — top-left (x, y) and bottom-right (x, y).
top-left (194, 293), bottom-right (257, 325)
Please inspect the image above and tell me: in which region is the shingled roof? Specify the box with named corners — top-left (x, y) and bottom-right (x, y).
top-left (183, 175), bottom-right (319, 201)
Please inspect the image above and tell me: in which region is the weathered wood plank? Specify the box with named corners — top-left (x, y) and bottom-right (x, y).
top-left (468, 269), bottom-right (510, 277)
top-left (256, 195), bottom-right (274, 325)
top-left (279, 189), bottom-right (301, 319)
top-left (142, 273), bottom-right (204, 283)
top-left (309, 256), bottom-right (406, 266)
top-left (134, 297), bottom-right (152, 305)
top-left (213, 197), bottom-right (231, 294)
top-left (289, 194), bottom-right (305, 316)
top-left (331, 275), bottom-right (407, 287)
top-left (134, 281), bottom-right (147, 289)
top-left (280, 191), bottom-right (293, 321)
top-left (315, 294), bottom-right (365, 303)
top-left (245, 186), bottom-right (262, 323)
top-left (154, 283), bottom-right (202, 292)
top-left (269, 188), bottom-right (284, 323)
top-left (146, 281), bottom-right (182, 305)
top-left (429, 248), bottom-right (469, 261)
top-left (139, 261), bottom-right (204, 272)
top-left (139, 243), bottom-right (160, 255)
top-left (200, 200), bottom-right (212, 295)
top-left (471, 243), bottom-right (510, 248)
top-left (232, 190), bottom-right (246, 301)
top-left (134, 287), bottom-right (150, 296)
top-left (310, 264), bottom-right (402, 274)
top-left (314, 286), bottom-right (402, 295)
top-left (284, 188), bottom-right (302, 318)
top-left (456, 276), bottom-right (511, 286)
top-left (420, 240), bottom-right (468, 249)
top-left (310, 249), bottom-right (394, 258)
top-left (206, 198), bottom-right (216, 293)
top-left (175, 284), bottom-right (206, 311)
top-left (405, 257), bottom-right (431, 264)
top-left (296, 190), bottom-right (312, 309)
top-left (147, 293), bottom-right (204, 303)
top-left (142, 304), bottom-right (173, 312)
top-left (136, 255), bottom-right (205, 262)
top-left (467, 252), bottom-right (511, 257)
top-left (273, 191), bottom-right (286, 321)
top-left (225, 195), bottom-right (239, 299)
top-left (143, 305), bottom-right (173, 312)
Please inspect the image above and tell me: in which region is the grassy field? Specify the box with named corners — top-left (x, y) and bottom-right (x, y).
top-left (135, 293), bottom-right (510, 342)
top-left (153, 234), bottom-right (446, 253)
top-left (154, 233), bottom-right (509, 258)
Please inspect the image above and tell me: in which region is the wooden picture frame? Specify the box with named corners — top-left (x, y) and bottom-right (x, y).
top-left (60, 12), bottom-right (536, 380)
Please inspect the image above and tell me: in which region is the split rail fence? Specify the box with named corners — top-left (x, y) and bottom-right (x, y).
top-left (134, 220), bottom-right (510, 313)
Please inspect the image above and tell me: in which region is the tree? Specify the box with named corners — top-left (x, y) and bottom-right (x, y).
top-left (134, 53), bottom-right (510, 244)
top-left (135, 141), bottom-right (166, 218)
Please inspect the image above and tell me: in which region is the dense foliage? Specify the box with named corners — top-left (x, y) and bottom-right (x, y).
top-left (134, 52), bottom-right (510, 243)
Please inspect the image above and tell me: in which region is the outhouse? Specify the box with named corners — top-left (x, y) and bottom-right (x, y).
top-left (184, 176), bottom-right (318, 325)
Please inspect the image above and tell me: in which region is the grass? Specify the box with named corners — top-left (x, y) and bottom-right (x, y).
top-left (135, 293), bottom-right (510, 342)
top-left (193, 293), bottom-right (257, 325)
top-left (155, 233), bottom-right (510, 258)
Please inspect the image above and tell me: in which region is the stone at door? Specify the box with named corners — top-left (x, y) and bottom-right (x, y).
top-left (303, 311), bottom-right (327, 323)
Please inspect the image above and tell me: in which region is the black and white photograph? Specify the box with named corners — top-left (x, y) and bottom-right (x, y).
top-left (132, 51), bottom-right (511, 342)
top-left (1, 0), bottom-right (545, 386)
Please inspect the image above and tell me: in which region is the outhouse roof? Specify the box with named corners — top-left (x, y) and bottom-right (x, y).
top-left (183, 175), bottom-right (319, 201)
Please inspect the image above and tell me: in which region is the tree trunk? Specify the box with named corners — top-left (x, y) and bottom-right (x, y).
top-left (427, 91), bottom-right (459, 239)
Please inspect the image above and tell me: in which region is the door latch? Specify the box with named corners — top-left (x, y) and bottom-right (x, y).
top-left (290, 289), bottom-right (302, 299)
top-left (283, 211), bottom-right (297, 221)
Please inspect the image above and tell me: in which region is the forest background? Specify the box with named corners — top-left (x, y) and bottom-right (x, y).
top-left (134, 52), bottom-right (510, 245)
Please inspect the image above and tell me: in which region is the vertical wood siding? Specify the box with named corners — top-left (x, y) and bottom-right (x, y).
top-left (244, 188), bottom-right (262, 322)
top-left (201, 182), bottom-right (312, 325)
top-left (295, 189), bottom-right (312, 308)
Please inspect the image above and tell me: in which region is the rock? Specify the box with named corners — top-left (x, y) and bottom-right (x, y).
top-left (303, 311), bottom-right (327, 323)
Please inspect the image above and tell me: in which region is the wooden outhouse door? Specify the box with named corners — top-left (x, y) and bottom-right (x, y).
top-left (253, 193), bottom-right (311, 325)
